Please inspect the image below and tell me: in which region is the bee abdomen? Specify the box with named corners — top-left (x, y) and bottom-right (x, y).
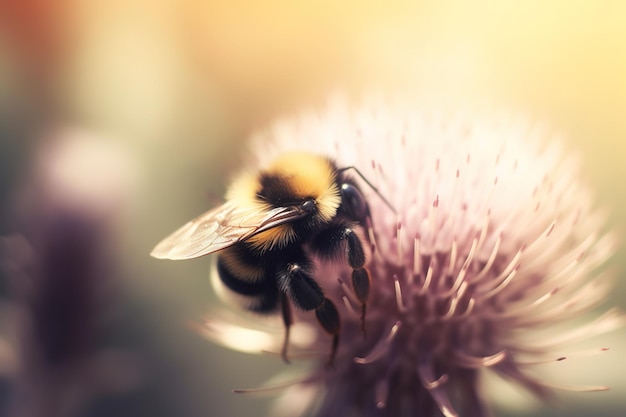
top-left (216, 246), bottom-right (277, 313)
top-left (218, 245), bottom-right (266, 282)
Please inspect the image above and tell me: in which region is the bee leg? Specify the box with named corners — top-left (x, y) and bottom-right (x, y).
top-left (280, 293), bottom-right (293, 364)
top-left (351, 267), bottom-right (370, 337)
top-left (312, 225), bottom-right (370, 336)
top-left (344, 228), bottom-right (370, 338)
top-left (279, 261), bottom-right (325, 311)
top-left (277, 256), bottom-right (331, 363)
top-left (315, 297), bottom-right (340, 368)
top-left (343, 227), bottom-right (366, 268)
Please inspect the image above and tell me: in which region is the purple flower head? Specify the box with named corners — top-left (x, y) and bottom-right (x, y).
top-left (200, 99), bottom-right (622, 417)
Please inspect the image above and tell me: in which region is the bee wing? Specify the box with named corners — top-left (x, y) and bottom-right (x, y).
top-left (150, 201), bottom-right (305, 260)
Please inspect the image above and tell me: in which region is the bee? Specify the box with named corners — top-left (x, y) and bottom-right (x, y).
top-left (151, 151), bottom-right (393, 365)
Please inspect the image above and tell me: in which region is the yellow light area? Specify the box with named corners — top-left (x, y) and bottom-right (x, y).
top-left (199, 318), bottom-right (317, 355)
top-left (203, 321), bottom-right (277, 354)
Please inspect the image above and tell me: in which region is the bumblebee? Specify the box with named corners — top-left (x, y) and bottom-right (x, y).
top-left (151, 152), bottom-right (391, 365)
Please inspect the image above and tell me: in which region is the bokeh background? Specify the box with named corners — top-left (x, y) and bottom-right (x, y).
top-left (0, 1), bottom-right (625, 416)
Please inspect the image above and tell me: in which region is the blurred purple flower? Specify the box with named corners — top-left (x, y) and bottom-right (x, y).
top-left (1, 130), bottom-right (141, 417)
top-left (199, 99), bottom-right (622, 417)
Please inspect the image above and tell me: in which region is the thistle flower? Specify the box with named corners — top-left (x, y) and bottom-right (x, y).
top-left (200, 99), bottom-right (622, 417)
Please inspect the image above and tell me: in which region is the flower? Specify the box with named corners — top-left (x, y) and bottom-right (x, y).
top-left (199, 98), bottom-right (622, 417)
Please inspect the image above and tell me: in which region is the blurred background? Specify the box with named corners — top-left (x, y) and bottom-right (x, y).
top-left (0, 1), bottom-right (625, 416)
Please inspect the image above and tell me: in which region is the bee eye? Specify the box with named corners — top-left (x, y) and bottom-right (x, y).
top-left (341, 183), bottom-right (368, 220)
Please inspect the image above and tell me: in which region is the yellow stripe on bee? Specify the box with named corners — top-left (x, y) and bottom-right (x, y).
top-left (266, 152), bottom-right (335, 199)
top-left (219, 247), bottom-right (265, 282)
top-left (226, 171), bottom-right (262, 202)
top-left (246, 224), bottom-right (296, 253)
top-left (266, 152), bottom-right (341, 222)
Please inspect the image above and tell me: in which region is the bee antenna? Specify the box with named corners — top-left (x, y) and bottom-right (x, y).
top-left (338, 166), bottom-right (397, 215)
